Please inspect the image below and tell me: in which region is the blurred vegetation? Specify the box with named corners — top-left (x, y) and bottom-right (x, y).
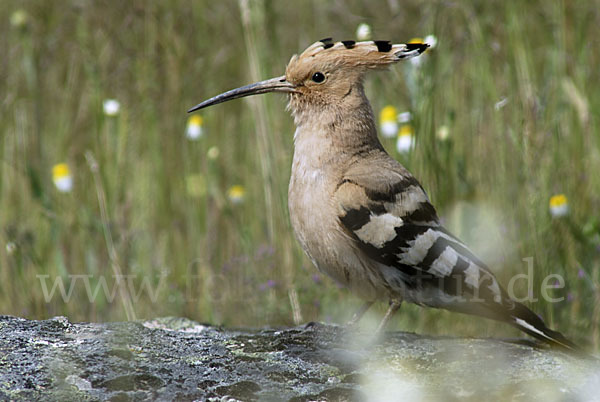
top-left (1, 0), bottom-right (599, 350)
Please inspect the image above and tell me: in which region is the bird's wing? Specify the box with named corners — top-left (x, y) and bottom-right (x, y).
top-left (335, 157), bottom-right (507, 310)
top-left (335, 155), bottom-right (581, 353)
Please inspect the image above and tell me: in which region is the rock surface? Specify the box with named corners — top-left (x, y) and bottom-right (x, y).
top-left (0, 315), bottom-right (598, 401)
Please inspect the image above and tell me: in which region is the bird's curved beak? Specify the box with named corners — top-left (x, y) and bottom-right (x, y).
top-left (188, 75), bottom-right (296, 113)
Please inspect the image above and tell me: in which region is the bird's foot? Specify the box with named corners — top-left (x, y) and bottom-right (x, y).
top-left (345, 301), bottom-right (374, 328)
top-left (375, 299), bottom-right (402, 333)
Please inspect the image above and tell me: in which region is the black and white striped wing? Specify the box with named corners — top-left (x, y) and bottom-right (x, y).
top-left (335, 156), bottom-right (580, 351)
top-left (336, 173), bottom-right (506, 310)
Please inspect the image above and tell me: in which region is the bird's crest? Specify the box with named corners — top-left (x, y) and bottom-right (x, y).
top-left (300, 37), bottom-right (427, 62)
top-left (285, 38), bottom-right (428, 81)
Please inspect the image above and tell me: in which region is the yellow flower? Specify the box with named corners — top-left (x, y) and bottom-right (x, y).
top-left (227, 185), bottom-right (246, 204)
top-left (408, 38), bottom-right (426, 67)
top-left (549, 194), bottom-right (569, 217)
top-left (356, 23), bottom-right (372, 41)
top-left (186, 174), bottom-right (206, 198)
top-left (380, 106), bottom-right (397, 122)
top-left (52, 163), bottom-right (73, 193)
top-left (396, 125), bottom-right (414, 153)
top-left (186, 115), bottom-right (204, 140)
top-left (379, 106), bottom-right (398, 138)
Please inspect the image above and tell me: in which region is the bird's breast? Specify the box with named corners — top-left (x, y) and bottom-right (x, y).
top-left (288, 147), bottom-right (332, 265)
top-left (287, 128), bottom-right (381, 300)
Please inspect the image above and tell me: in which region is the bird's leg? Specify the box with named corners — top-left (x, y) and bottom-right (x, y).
top-left (346, 301), bottom-right (374, 327)
top-left (375, 299), bottom-right (402, 333)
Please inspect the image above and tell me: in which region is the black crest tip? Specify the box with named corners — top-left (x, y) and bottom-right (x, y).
top-left (405, 43), bottom-right (429, 53)
top-left (319, 37), bottom-right (334, 49)
top-left (374, 40), bottom-right (392, 52)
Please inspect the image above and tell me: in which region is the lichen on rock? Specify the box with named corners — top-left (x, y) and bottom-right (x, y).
top-left (0, 316), bottom-right (597, 401)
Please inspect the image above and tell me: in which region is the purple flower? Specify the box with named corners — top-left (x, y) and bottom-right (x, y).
top-left (578, 269), bottom-right (586, 278)
top-left (259, 279), bottom-right (277, 291)
top-left (567, 292), bottom-right (574, 302)
top-left (553, 280), bottom-right (561, 288)
top-left (312, 274), bottom-right (322, 284)
top-left (255, 243), bottom-right (275, 259)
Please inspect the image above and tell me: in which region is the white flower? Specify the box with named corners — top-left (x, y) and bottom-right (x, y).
top-left (227, 185), bottom-right (246, 204)
top-left (549, 194), bottom-right (569, 217)
top-left (52, 163), bottom-right (73, 193)
top-left (396, 125), bottom-right (414, 153)
top-left (379, 106), bottom-right (398, 138)
top-left (5, 242), bottom-right (17, 255)
top-left (381, 121), bottom-right (397, 138)
top-left (356, 23), bottom-right (372, 41)
top-left (103, 99), bottom-right (120, 116)
top-left (398, 111), bottom-right (412, 124)
top-left (186, 115), bottom-right (204, 140)
top-left (424, 34), bottom-right (437, 49)
top-left (437, 125), bottom-right (450, 141)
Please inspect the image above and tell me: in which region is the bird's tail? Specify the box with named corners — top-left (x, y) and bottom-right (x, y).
top-left (508, 301), bottom-right (582, 354)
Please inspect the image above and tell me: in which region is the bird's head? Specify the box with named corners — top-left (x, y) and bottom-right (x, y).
top-left (188, 38), bottom-right (428, 119)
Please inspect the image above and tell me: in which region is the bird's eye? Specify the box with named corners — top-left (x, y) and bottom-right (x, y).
top-left (311, 72), bottom-right (326, 83)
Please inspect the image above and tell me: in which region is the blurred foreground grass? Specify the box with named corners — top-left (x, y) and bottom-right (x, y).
top-left (1, 0), bottom-right (599, 349)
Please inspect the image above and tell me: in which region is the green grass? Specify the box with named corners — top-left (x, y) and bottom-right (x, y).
top-left (1, 0), bottom-right (599, 349)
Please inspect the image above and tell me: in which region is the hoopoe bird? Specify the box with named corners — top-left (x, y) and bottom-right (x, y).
top-left (189, 38), bottom-right (579, 352)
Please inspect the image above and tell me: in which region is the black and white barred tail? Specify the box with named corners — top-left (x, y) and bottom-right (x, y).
top-left (508, 301), bottom-right (581, 353)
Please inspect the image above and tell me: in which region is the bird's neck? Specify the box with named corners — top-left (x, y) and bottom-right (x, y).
top-left (289, 85), bottom-right (384, 170)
